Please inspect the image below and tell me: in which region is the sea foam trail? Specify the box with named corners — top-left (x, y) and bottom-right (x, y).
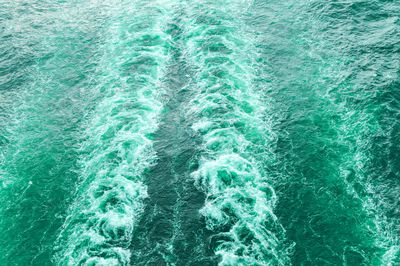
top-left (53, 1), bottom-right (172, 264)
top-left (183, 0), bottom-right (291, 264)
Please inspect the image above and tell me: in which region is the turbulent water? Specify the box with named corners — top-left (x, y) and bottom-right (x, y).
top-left (0, 0), bottom-right (399, 265)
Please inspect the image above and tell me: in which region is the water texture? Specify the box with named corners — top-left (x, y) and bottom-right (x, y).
top-left (0, 0), bottom-right (399, 265)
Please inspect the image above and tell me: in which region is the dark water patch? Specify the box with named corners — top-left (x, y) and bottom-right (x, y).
top-left (130, 8), bottom-right (217, 265)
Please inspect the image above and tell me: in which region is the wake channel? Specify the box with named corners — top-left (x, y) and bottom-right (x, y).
top-left (130, 6), bottom-right (218, 265)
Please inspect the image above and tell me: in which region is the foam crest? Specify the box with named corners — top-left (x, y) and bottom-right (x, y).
top-left (53, 1), bottom-right (172, 264)
top-left (183, 1), bottom-right (291, 264)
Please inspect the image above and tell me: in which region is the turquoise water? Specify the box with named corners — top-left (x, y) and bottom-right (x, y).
top-left (0, 0), bottom-right (399, 265)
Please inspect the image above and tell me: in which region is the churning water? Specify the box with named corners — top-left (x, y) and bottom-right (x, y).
top-left (0, 0), bottom-right (399, 265)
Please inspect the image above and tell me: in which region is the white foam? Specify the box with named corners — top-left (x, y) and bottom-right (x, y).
top-left (53, 0), bottom-right (173, 264)
top-left (183, 1), bottom-right (291, 264)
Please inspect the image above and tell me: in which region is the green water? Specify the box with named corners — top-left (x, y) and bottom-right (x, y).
top-left (0, 0), bottom-right (399, 265)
